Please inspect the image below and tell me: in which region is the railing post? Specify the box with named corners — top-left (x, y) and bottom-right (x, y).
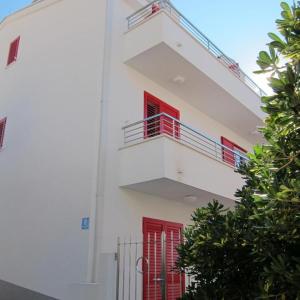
top-left (173, 118), bottom-right (175, 138)
top-left (116, 237), bottom-right (120, 300)
top-left (161, 231), bottom-right (167, 300)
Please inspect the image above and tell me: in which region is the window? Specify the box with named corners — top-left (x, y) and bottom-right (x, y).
top-left (144, 92), bottom-right (180, 138)
top-left (7, 36), bottom-right (20, 66)
top-left (221, 136), bottom-right (247, 167)
top-left (0, 118), bottom-right (7, 149)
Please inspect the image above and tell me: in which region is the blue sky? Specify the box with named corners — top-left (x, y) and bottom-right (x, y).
top-left (0, 0), bottom-right (292, 92)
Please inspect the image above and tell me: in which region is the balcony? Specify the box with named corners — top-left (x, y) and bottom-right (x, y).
top-left (124, 0), bottom-right (266, 144)
top-left (119, 113), bottom-right (247, 206)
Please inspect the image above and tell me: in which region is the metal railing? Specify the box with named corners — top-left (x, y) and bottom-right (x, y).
top-left (122, 113), bottom-right (249, 168)
top-left (116, 232), bottom-right (185, 300)
top-left (126, 0), bottom-right (266, 97)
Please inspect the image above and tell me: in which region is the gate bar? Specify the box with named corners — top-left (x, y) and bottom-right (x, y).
top-left (161, 231), bottom-right (167, 300)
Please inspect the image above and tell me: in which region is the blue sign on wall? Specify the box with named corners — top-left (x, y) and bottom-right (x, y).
top-left (81, 217), bottom-right (90, 230)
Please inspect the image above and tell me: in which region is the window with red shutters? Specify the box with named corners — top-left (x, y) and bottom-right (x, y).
top-left (221, 136), bottom-right (247, 167)
top-left (7, 36), bottom-right (20, 66)
top-left (0, 118), bottom-right (7, 149)
top-left (144, 92), bottom-right (180, 139)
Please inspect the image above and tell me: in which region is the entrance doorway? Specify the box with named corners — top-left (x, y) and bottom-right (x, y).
top-left (143, 217), bottom-right (184, 300)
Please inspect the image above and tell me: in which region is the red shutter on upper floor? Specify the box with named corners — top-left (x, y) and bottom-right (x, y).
top-left (7, 36), bottom-right (20, 66)
top-left (221, 136), bottom-right (247, 166)
top-left (0, 118), bottom-right (7, 149)
top-left (145, 100), bottom-right (160, 138)
top-left (144, 92), bottom-right (180, 139)
top-left (221, 137), bottom-right (235, 165)
top-left (160, 103), bottom-right (180, 138)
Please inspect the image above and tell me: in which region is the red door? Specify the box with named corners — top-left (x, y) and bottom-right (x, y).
top-left (143, 218), bottom-right (184, 300)
top-left (144, 92), bottom-right (180, 139)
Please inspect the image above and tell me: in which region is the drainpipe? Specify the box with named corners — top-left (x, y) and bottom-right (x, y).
top-left (87, 0), bottom-right (113, 284)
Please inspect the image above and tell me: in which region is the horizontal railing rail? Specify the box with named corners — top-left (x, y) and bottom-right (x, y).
top-left (122, 113), bottom-right (249, 168)
top-left (126, 0), bottom-right (266, 97)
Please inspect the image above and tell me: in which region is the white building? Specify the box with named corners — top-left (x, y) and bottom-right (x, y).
top-left (0, 0), bottom-right (265, 299)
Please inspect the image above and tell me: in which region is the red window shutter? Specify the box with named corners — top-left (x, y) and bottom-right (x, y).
top-left (221, 137), bottom-right (247, 166)
top-left (160, 103), bottom-right (180, 138)
top-left (165, 224), bottom-right (185, 300)
top-left (144, 92), bottom-right (180, 139)
top-left (146, 100), bottom-right (160, 138)
top-left (221, 136), bottom-right (235, 165)
top-left (0, 117), bottom-right (7, 149)
top-left (143, 220), bottom-right (163, 300)
top-left (7, 36), bottom-right (20, 66)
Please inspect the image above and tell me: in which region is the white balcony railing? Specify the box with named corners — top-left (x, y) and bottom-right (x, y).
top-left (122, 113), bottom-right (249, 168)
top-left (126, 0), bottom-right (266, 97)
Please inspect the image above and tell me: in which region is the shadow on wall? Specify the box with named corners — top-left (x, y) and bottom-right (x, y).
top-left (0, 280), bottom-right (58, 300)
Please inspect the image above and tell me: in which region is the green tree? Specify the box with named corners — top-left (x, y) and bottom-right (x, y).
top-left (177, 2), bottom-right (300, 299)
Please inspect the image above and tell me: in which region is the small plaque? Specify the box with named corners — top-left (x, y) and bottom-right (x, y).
top-left (81, 217), bottom-right (90, 230)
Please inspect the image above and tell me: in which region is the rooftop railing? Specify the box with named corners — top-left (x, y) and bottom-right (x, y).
top-left (122, 113), bottom-right (249, 169)
top-left (126, 0), bottom-right (266, 97)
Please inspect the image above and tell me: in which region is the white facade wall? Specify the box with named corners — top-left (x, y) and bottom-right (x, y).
top-left (0, 0), bottom-right (263, 299)
top-left (98, 0), bottom-right (253, 249)
top-left (0, 0), bottom-right (106, 298)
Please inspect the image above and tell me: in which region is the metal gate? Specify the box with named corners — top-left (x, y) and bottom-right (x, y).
top-left (116, 232), bottom-right (185, 300)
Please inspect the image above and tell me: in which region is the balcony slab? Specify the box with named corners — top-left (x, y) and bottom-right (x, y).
top-left (119, 135), bottom-right (244, 207)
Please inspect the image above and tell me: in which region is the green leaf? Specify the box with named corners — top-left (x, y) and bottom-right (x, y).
top-left (268, 32), bottom-right (285, 45)
top-left (259, 51), bottom-right (272, 64)
top-left (269, 78), bottom-right (286, 91)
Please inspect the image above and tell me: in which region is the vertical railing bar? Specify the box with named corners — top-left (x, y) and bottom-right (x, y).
top-left (122, 238), bottom-right (126, 300)
top-left (179, 230), bottom-right (183, 297)
top-left (147, 233), bottom-right (150, 300)
top-left (128, 237), bottom-right (132, 300)
top-left (116, 237), bottom-right (121, 300)
top-left (154, 232), bottom-right (157, 300)
top-left (134, 242), bottom-right (138, 300)
top-left (161, 231), bottom-right (166, 300)
top-left (171, 231), bottom-right (174, 300)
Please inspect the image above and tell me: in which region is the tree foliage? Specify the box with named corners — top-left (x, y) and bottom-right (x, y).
top-left (177, 2), bottom-right (300, 299)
